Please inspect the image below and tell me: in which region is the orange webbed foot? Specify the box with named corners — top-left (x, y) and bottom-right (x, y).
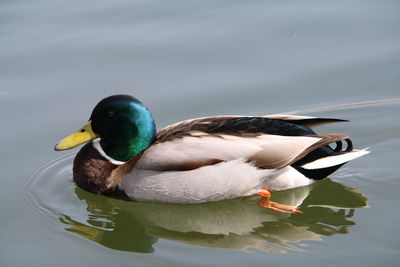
top-left (257, 188), bottom-right (303, 214)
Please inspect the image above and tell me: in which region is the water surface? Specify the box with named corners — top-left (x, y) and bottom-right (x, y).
top-left (1, 1), bottom-right (399, 266)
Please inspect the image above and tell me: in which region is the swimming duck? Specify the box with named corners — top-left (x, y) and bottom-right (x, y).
top-left (55, 95), bottom-right (369, 213)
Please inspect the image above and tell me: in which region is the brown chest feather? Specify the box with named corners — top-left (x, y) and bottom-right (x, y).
top-left (73, 143), bottom-right (136, 195)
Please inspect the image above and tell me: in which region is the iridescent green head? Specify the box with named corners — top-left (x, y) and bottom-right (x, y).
top-left (55, 95), bottom-right (156, 162)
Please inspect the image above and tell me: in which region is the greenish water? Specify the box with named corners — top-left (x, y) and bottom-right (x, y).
top-left (1, 1), bottom-right (400, 266)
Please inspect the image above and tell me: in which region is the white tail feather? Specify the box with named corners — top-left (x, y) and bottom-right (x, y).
top-left (302, 149), bottom-right (370, 170)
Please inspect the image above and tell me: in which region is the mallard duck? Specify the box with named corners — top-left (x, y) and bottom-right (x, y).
top-left (55, 95), bottom-right (369, 213)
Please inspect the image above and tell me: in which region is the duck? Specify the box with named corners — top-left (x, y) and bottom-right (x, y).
top-left (55, 94), bottom-right (369, 213)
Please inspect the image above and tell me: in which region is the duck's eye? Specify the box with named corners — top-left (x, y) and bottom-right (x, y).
top-left (106, 110), bottom-right (115, 117)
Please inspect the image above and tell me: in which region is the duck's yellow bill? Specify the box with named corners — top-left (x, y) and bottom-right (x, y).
top-left (54, 121), bottom-right (99, 151)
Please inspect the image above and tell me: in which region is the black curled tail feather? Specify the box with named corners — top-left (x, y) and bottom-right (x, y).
top-left (332, 138), bottom-right (352, 152)
top-left (292, 136), bottom-right (354, 180)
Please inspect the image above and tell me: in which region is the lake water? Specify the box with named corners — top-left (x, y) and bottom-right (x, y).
top-left (1, 1), bottom-right (399, 266)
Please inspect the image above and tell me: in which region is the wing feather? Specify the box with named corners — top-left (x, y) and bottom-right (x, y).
top-left (263, 114), bottom-right (348, 128)
top-left (156, 115), bottom-right (347, 143)
top-left (136, 134), bottom-right (322, 171)
top-left (143, 115), bottom-right (351, 172)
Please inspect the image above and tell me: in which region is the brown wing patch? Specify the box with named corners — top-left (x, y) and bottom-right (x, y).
top-left (288, 134), bottom-right (349, 165)
top-left (156, 115), bottom-right (316, 143)
top-left (248, 134), bottom-right (351, 170)
top-left (157, 115), bottom-right (348, 143)
top-left (247, 137), bottom-right (319, 169)
top-left (286, 134), bottom-right (350, 167)
top-left (156, 158), bottom-right (224, 171)
top-left (156, 116), bottom-right (234, 143)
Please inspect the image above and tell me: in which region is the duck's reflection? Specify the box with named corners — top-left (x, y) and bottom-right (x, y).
top-left (59, 178), bottom-right (367, 253)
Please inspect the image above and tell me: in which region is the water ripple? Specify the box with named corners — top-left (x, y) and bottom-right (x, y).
top-left (24, 154), bottom-right (76, 219)
top-left (23, 153), bottom-right (369, 253)
top-left (285, 98), bottom-right (400, 115)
